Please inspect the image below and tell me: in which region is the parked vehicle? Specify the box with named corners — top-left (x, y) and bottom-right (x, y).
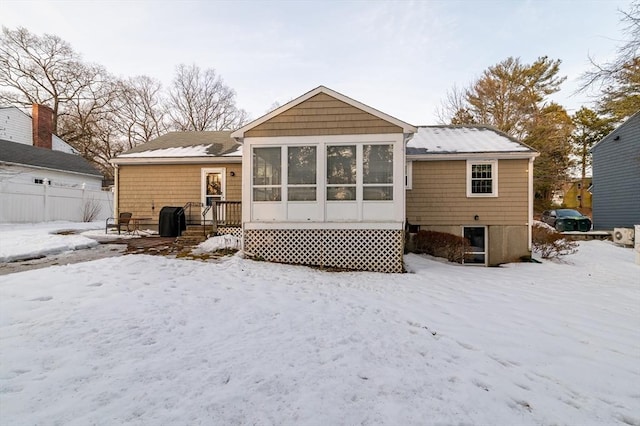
top-left (541, 209), bottom-right (592, 232)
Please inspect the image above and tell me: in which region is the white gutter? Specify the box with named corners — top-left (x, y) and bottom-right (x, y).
top-left (0, 160), bottom-right (103, 179)
top-left (407, 152), bottom-right (539, 161)
top-left (110, 156), bottom-right (242, 165)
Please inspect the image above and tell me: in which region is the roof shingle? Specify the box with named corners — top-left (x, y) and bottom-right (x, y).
top-left (0, 139), bottom-right (103, 177)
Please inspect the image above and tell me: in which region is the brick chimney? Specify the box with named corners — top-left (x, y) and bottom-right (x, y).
top-left (32, 104), bottom-right (53, 149)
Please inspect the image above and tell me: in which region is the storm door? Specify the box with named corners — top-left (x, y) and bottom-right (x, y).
top-left (463, 226), bottom-right (487, 265)
top-left (201, 168), bottom-right (226, 221)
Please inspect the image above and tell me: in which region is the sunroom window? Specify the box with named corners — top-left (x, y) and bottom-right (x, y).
top-left (253, 147), bottom-right (281, 201)
top-left (327, 145), bottom-right (356, 201)
top-left (288, 146), bottom-right (317, 201)
top-left (363, 144), bottom-right (393, 200)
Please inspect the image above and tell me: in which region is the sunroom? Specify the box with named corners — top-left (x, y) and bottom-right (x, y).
top-left (231, 86), bottom-right (416, 272)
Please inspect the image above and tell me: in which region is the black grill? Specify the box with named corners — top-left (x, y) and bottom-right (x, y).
top-left (158, 206), bottom-right (186, 237)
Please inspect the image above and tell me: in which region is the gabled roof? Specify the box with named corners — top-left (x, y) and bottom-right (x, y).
top-left (0, 139), bottom-right (103, 177)
top-left (230, 86), bottom-right (417, 139)
top-left (407, 126), bottom-right (538, 158)
top-left (590, 110), bottom-right (640, 153)
top-left (113, 131), bottom-right (241, 163)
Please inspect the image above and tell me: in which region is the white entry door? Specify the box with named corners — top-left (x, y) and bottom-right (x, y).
top-left (202, 168), bottom-right (226, 221)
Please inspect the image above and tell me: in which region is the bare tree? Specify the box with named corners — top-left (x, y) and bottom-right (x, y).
top-left (435, 84), bottom-right (472, 125)
top-left (57, 74), bottom-right (121, 179)
top-left (167, 64), bottom-right (248, 131)
top-left (0, 26), bottom-right (102, 134)
top-left (580, 1), bottom-right (640, 92)
top-left (115, 76), bottom-right (167, 149)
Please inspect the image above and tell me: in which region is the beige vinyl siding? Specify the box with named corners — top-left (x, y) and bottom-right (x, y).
top-left (117, 163), bottom-right (242, 221)
top-left (246, 93), bottom-right (402, 137)
top-left (406, 159), bottom-right (529, 225)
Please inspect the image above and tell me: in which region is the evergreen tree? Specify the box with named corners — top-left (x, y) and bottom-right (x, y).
top-left (598, 57), bottom-right (640, 121)
top-left (570, 108), bottom-right (615, 207)
top-left (523, 103), bottom-right (574, 205)
top-left (438, 56), bottom-right (573, 208)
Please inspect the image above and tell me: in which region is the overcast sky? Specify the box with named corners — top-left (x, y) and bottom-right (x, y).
top-left (1, 0), bottom-right (631, 125)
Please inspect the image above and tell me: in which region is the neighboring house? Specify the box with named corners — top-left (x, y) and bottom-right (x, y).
top-left (0, 105), bottom-right (78, 154)
top-left (112, 86), bottom-right (539, 270)
top-left (110, 131), bottom-right (242, 227)
top-left (0, 104), bottom-right (102, 189)
top-left (406, 126), bottom-right (538, 265)
top-left (0, 104), bottom-right (107, 223)
top-left (590, 111), bottom-right (640, 230)
top-left (552, 178), bottom-right (592, 209)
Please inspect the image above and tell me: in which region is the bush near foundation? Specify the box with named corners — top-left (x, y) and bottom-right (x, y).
top-left (414, 230), bottom-right (470, 263)
top-left (532, 222), bottom-right (578, 259)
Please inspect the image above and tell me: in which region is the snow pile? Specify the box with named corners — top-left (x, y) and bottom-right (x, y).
top-left (195, 234), bottom-right (241, 252)
top-left (0, 230), bottom-right (638, 424)
top-left (0, 222), bottom-right (101, 262)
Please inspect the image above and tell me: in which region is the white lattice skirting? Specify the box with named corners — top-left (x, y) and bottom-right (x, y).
top-left (216, 226), bottom-right (243, 239)
top-left (244, 228), bottom-right (404, 273)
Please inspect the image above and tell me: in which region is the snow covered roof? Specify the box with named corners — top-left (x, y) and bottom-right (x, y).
top-left (407, 126), bottom-right (537, 156)
top-left (116, 131), bottom-right (240, 160)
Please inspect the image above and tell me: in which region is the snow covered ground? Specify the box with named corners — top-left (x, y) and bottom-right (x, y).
top-left (0, 222), bottom-right (639, 425)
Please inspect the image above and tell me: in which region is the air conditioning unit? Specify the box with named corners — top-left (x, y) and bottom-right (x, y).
top-left (612, 228), bottom-right (635, 246)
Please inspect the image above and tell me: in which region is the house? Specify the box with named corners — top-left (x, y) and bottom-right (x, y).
top-left (0, 104), bottom-right (103, 189)
top-left (406, 126), bottom-right (538, 265)
top-left (552, 178), bottom-right (592, 209)
top-left (110, 131), bottom-right (242, 228)
top-left (111, 86), bottom-right (538, 270)
top-left (590, 111), bottom-right (640, 230)
top-left (0, 105), bottom-right (78, 154)
top-left (0, 104), bottom-right (107, 223)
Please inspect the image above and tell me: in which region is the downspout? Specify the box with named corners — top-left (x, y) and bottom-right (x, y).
top-left (113, 164), bottom-right (119, 218)
top-left (528, 157), bottom-right (534, 252)
top-left (402, 133), bottom-right (414, 232)
top-left (234, 137), bottom-right (246, 253)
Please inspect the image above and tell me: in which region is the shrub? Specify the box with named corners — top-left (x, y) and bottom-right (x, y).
top-left (532, 222), bottom-right (578, 259)
top-left (413, 230), bottom-right (470, 263)
top-left (82, 198), bottom-right (101, 222)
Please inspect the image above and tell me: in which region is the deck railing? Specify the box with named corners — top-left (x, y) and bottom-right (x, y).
top-left (182, 201), bottom-right (242, 235)
top-left (182, 201), bottom-right (206, 225)
top-left (211, 201), bottom-right (242, 234)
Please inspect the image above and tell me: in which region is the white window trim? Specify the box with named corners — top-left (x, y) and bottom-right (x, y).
top-left (252, 146), bottom-right (283, 202)
top-left (243, 133), bottom-right (405, 224)
top-left (287, 145), bottom-right (318, 202)
top-left (326, 144), bottom-right (358, 202)
top-left (466, 159), bottom-right (498, 197)
top-left (462, 225), bottom-right (488, 266)
top-left (362, 143), bottom-right (395, 202)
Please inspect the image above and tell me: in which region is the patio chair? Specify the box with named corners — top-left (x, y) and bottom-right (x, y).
top-left (105, 212), bottom-right (133, 234)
